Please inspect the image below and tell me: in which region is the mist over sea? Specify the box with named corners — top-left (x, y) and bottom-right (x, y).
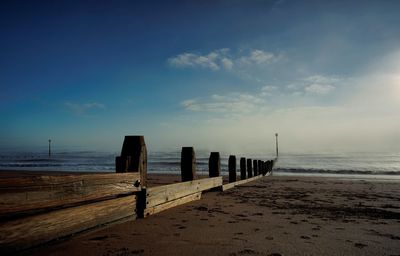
top-left (0, 150), bottom-right (399, 179)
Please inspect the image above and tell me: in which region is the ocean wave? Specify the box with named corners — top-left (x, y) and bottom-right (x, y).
top-left (275, 168), bottom-right (400, 175)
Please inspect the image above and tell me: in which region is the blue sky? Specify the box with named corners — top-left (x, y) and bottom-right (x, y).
top-left (1, 0), bottom-right (400, 153)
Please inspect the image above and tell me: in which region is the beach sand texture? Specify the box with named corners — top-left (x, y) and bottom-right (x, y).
top-left (29, 176), bottom-right (400, 256)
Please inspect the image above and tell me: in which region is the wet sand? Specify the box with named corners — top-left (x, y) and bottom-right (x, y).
top-left (27, 175), bottom-right (400, 255)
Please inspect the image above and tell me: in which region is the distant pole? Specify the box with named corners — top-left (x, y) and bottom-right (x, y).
top-left (48, 139), bottom-right (51, 157)
top-left (275, 133), bottom-right (279, 158)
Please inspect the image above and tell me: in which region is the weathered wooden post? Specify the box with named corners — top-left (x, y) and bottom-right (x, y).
top-left (228, 155), bottom-right (236, 183)
top-left (240, 157), bottom-right (246, 180)
top-left (115, 135), bottom-right (147, 186)
top-left (247, 158), bottom-right (253, 178)
top-left (268, 160), bottom-right (272, 173)
top-left (181, 147), bottom-right (196, 182)
top-left (258, 160), bottom-right (263, 175)
top-left (253, 159), bottom-right (258, 176)
top-left (209, 152), bottom-right (221, 177)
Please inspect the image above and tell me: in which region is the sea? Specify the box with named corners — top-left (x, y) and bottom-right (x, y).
top-left (0, 150), bottom-right (400, 179)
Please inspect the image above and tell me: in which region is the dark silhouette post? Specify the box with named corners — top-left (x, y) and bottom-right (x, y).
top-left (253, 159), bottom-right (258, 176)
top-left (181, 147), bottom-right (196, 182)
top-left (275, 133), bottom-right (279, 158)
top-left (115, 135), bottom-right (147, 186)
top-left (258, 160), bottom-right (263, 175)
top-left (268, 160), bottom-right (273, 173)
top-left (240, 157), bottom-right (246, 180)
top-left (228, 155), bottom-right (236, 183)
top-left (209, 152), bottom-right (221, 177)
top-left (48, 139), bottom-right (51, 157)
top-left (247, 158), bottom-right (253, 178)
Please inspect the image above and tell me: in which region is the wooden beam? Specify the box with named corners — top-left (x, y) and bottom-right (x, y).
top-left (0, 195), bottom-right (137, 254)
top-left (221, 174), bottom-right (265, 191)
top-left (146, 177), bottom-right (222, 208)
top-left (144, 192), bottom-right (201, 217)
top-left (0, 172), bottom-right (140, 219)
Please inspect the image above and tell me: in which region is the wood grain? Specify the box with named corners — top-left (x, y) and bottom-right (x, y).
top-left (146, 177), bottom-right (222, 208)
top-left (144, 192), bottom-right (201, 216)
top-left (0, 195), bottom-right (137, 254)
top-left (0, 172), bottom-right (141, 218)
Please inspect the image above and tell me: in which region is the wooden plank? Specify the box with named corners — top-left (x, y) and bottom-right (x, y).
top-left (0, 172), bottom-right (141, 218)
top-left (221, 174), bottom-right (265, 191)
top-left (0, 195), bottom-right (137, 254)
top-left (146, 177), bottom-right (222, 208)
top-left (144, 192), bottom-right (201, 217)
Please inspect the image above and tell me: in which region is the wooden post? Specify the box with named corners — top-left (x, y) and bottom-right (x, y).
top-left (228, 155), bottom-right (236, 183)
top-left (268, 160), bottom-right (272, 173)
top-left (48, 139), bottom-right (51, 157)
top-left (240, 157), bottom-right (246, 180)
top-left (116, 135), bottom-right (147, 187)
top-left (258, 160), bottom-right (263, 175)
top-left (247, 158), bottom-right (253, 178)
top-left (253, 160), bottom-right (258, 176)
top-left (209, 152), bottom-right (221, 177)
top-left (181, 147), bottom-right (196, 182)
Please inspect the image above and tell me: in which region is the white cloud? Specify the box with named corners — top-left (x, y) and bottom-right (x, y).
top-left (168, 52), bottom-right (222, 71)
top-left (238, 49), bottom-right (281, 66)
top-left (168, 48), bottom-right (281, 71)
top-left (65, 102), bottom-right (105, 115)
top-left (221, 58), bottom-right (234, 70)
top-left (261, 85), bottom-right (277, 96)
top-left (284, 75), bottom-right (339, 95)
top-left (304, 83), bottom-right (335, 95)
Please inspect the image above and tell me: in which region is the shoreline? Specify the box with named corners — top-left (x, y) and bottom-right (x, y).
top-left (25, 175), bottom-right (400, 256)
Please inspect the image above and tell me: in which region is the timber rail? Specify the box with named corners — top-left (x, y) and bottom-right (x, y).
top-left (0, 135), bottom-right (277, 254)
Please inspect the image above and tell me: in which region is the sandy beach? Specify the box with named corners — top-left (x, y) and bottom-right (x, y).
top-left (23, 175), bottom-right (400, 256)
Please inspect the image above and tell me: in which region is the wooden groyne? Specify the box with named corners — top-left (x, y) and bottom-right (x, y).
top-left (0, 135), bottom-right (277, 254)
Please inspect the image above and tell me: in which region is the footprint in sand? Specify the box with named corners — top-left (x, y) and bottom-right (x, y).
top-left (300, 235), bottom-right (311, 240)
top-left (265, 236), bottom-right (274, 240)
top-left (89, 235), bottom-right (109, 241)
top-left (354, 242), bottom-right (368, 248)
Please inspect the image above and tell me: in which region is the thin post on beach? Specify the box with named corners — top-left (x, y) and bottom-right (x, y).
top-left (48, 139), bottom-right (51, 157)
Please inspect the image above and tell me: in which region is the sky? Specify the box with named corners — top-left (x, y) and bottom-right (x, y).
top-left (1, 0), bottom-right (400, 154)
